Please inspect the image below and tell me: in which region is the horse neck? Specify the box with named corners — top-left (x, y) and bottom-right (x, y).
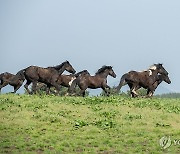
top-left (48, 63), bottom-right (66, 74)
top-left (58, 65), bottom-right (66, 74)
top-left (95, 71), bottom-right (109, 78)
top-left (153, 77), bottom-right (163, 89)
top-left (157, 75), bottom-right (164, 84)
top-left (54, 64), bottom-right (62, 69)
top-left (75, 71), bottom-right (83, 77)
top-left (151, 69), bottom-right (159, 80)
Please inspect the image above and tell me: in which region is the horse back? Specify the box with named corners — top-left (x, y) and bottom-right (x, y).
top-left (25, 66), bottom-right (57, 82)
top-left (57, 75), bottom-right (73, 86)
top-left (0, 72), bottom-right (14, 81)
top-left (86, 76), bottom-right (105, 88)
top-left (125, 71), bottom-right (151, 87)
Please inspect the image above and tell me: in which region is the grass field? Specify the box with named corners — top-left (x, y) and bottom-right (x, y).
top-left (0, 94), bottom-right (180, 153)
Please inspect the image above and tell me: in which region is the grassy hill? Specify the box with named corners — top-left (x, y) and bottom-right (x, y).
top-left (0, 94), bottom-right (180, 153)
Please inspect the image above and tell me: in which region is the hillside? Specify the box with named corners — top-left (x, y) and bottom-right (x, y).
top-left (0, 94), bottom-right (180, 153)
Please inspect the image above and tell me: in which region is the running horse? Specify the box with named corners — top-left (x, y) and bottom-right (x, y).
top-left (116, 63), bottom-right (169, 97)
top-left (57, 70), bottom-right (90, 88)
top-left (37, 70), bottom-right (90, 94)
top-left (69, 66), bottom-right (116, 97)
top-left (0, 70), bottom-right (25, 93)
top-left (146, 74), bottom-right (171, 96)
top-left (24, 61), bottom-right (76, 94)
top-left (131, 74), bottom-right (171, 97)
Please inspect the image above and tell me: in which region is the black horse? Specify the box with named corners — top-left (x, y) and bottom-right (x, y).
top-left (24, 61), bottom-right (76, 94)
top-left (0, 70), bottom-right (25, 93)
top-left (69, 66), bottom-right (116, 97)
top-left (116, 63), bottom-right (169, 97)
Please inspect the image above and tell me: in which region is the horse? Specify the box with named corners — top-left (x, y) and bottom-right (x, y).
top-left (36, 70), bottom-right (90, 95)
top-left (69, 66), bottom-right (116, 97)
top-left (132, 74), bottom-right (171, 97)
top-left (57, 70), bottom-right (90, 88)
top-left (146, 74), bottom-right (171, 96)
top-left (116, 63), bottom-right (169, 97)
top-left (24, 61), bottom-right (76, 94)
top-left (0, 70), bottom-right (25, 93)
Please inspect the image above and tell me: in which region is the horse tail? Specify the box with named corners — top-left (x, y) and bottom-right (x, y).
top-left (0, 73), bottom-right (4, 80)
top-left (10, 69), bottom-right (26, 85)
top-left (0, 73), bottom-right (4, 84)
top-left (16, 69), bottom-right (26, 80)
top-left (116, 73), bottom-right (128, 92)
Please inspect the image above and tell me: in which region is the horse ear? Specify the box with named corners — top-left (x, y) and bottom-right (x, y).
top-left (149, 65), bottom-right (157, 70)
top-left (66, 60), bottom-right (70, 64)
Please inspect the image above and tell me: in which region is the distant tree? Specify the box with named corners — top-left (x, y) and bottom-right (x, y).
top-left (156, 93), bottom-right (180, 98)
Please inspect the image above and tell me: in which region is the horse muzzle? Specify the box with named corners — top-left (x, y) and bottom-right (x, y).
top-left (71, 70), bottom-right (76, 74)
top-left (112, 73), bottom-right (117, 78)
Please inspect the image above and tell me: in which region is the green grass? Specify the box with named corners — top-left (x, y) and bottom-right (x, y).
top-left (0, 94), bottom-right (180, 153)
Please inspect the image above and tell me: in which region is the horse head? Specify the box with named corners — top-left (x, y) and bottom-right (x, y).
top-left (64, 61), bottom-right (76, 74)
top-left (108, 66), bottom-right (116, 78)
top-left (149, 63), bottom-right (169, 76)
top-left (95, 66), bottom-right (116, 78)
top-left (162, 74), bottom-right (171, 84)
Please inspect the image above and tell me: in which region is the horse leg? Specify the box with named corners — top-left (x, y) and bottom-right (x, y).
top-left (51, 82), bottom-right (60, 95)
top-left (78, 83), bottom-right (88, 97)
top-left (147, 89), bottom-right (154, 97)
top-left (24, 80), bottom-right (32, 94)
top-left (68, 79), bottom-right (77, 95)
top-left (65, 87), bottom-right (70, 96)
top-left (106, 85), bottom-right (111, 90)
top-left (0, 81), bottom-right (9, 93)
top-left (102, 87), bottom-right (110, 96)
top-left (133, 85), bottom-right (140, 97)
top-left (32, 81), bottom-right (38, 94)
top-left (13, 80), bottom-right (24, 93)
top-left (129, 84), bottom-right (138, 97)
top-left (79, 89), bottom-right (86, 97)
top-left (131, 88), bottom-right (139, 97)
top-left (46, 85), bottom-right (51, 95)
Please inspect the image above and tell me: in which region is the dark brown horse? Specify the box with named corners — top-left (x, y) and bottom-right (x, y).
top-left (24, 61), bottom-right (76, 94)
top-left (132, 74), bottom-right (171, 97)
top-left (37, 70), bottom-right (90, 94)
top-left (57, 70), bottom-right (90, 88)
top-left (0, 70), bottom-right (25, 93)
top-left (116, 63), bottom-right (169, 97)
top-left (69, 66), bottom-right (116, 97)
top-left (146, 74), bottom-right (171, 96)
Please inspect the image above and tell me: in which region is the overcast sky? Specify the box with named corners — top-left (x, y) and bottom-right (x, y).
top-left (0, 0), bottom-right (180, 94)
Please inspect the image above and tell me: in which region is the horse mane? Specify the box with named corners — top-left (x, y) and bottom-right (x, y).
top-left (13, 69), bottom-right (25, 80)
top-left (50, 61), bottom-right (69, 70)
top-left (149, 63), bottom-right (163, 70)
top-left (95, 66), bottom-right (112, 75)
top-left (75, 70), bottom-right (90, 77)
top-left (16, 69), bottom-right (25, 75)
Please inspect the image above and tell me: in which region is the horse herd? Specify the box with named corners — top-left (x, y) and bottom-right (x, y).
top-left (0, 61), bottom-right (171, 97)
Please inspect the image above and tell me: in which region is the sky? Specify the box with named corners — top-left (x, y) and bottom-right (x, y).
top-left (0, 0), bottom-right (180, 94)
